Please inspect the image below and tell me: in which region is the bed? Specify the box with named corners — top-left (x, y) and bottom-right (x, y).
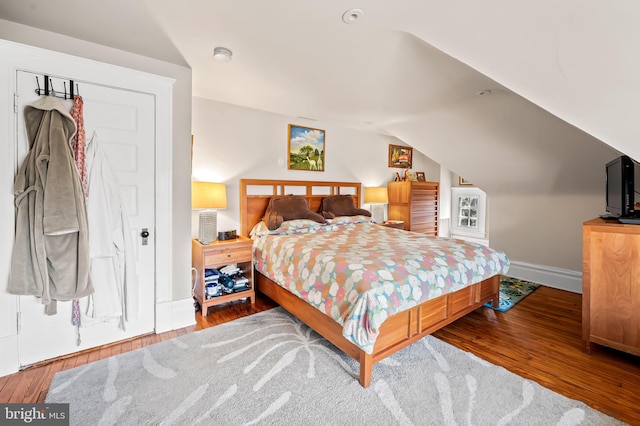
top-left (240, 179), bottom-right (509, 387)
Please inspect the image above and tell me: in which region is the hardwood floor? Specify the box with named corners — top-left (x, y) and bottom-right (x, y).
top-left (1, 286), bottom-right (639, 424)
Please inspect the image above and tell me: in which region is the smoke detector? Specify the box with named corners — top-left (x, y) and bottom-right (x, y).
top-left (213, 47), bottom-right (233, 62)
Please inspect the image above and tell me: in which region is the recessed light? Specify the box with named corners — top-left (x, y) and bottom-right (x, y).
top-left (342, 8), bottom-right (364, 24)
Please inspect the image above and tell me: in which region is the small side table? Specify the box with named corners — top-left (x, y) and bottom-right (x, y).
top-left (192, 237), bottom-right (255, 316)
top-left (381, 220), bottom-right (405, 230)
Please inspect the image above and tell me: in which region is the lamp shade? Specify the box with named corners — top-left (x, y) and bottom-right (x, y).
top-left (192, 182), bottom-right (227, 209)
top-left (364, 187), bottom-right (388, 204)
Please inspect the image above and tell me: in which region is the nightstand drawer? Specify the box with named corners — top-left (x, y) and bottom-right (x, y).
top-left (205, 247), bottom-right (252, 266)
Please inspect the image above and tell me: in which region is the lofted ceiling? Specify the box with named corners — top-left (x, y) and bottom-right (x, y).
top-left (2, 1), bottom-right (637, 155)
top-left (0, 1), bottom-right (511, 135)
top-left (0, 1), bottom-right (637, 181)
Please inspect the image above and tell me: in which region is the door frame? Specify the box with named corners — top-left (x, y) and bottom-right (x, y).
top-left (0, 39), bottom-right (175, 375)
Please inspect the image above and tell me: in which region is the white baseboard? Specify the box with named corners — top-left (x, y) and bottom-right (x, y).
top-left (0, 334), bottom-right (19, 377)
top-left (155, 298), bottom-right (196, 333)
top-left (507, 261), bottom-right (582, 294)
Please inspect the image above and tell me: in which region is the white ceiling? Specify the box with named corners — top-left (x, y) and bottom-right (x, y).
top-left (0, 1), bottom-right (637, 161)
top-left (0, 0), bottom-right (507, 134)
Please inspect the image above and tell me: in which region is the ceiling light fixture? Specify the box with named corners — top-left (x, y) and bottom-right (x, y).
top-left (213, 47), bottom-right (233, 62)
top-left (342, 8), bottom-right (364, 24)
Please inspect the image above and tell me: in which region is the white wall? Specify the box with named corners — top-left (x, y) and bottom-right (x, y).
top-left (191, 96), bottom-right (439, 235)
top-left (191, 97), bottom-right (592, 294)
top-left (386, 88), bottom-right (620, 283)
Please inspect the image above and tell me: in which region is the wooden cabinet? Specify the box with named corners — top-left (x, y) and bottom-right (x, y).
top-left (582, 218), bottom-right (640, 356)
top-left (192, 237), bottom-right (255, 315)
top-left (387, 181), bottom-right (439, 235)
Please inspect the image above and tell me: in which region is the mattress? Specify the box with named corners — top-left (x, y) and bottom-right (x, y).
top-left (250, 215), bottom-right (510, 353)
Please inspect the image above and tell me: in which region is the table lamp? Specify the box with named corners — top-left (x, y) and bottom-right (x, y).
top-left (364, 186), bottom-right (388, 224)
top-left (192, 182), bottom-right (227, 244)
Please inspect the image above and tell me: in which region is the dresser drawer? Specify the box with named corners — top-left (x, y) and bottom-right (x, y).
top-left (204, 246), bottom-right (252, 266)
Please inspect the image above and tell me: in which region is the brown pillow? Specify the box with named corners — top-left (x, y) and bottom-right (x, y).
top-left (263, 195), bottom-right (327, 230)
top-left (318, 195), bottom-right (371, 219)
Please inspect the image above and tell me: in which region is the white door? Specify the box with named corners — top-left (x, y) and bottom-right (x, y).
top-left (14, 71), bottom-right (156, 366)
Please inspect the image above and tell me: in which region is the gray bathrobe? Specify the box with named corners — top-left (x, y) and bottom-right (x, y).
top-left (8, 96), bottom-right (93, 314)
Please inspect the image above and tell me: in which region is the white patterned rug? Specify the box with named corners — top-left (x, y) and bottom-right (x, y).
top-left (46, 308), bottom-right (623, 425)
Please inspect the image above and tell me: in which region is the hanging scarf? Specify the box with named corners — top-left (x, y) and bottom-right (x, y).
top-left (70, 95), bottom-right (87, 341)
top-left (71, 95), bottom-right (88, 197)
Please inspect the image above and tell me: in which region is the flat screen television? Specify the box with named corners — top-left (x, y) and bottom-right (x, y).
top-left (605, 155), bottom-right (640, 218)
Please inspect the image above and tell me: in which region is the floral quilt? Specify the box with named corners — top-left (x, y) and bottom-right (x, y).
top-left (250, 216), bottom-right (510, 354)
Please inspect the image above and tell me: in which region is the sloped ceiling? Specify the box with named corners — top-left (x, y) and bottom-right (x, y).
top-left (0, 1), bottom-right (186, 66)
top-left (1, 1), bottom-right (636, 154)
top-left (1, 1), bottom-right (635, 153)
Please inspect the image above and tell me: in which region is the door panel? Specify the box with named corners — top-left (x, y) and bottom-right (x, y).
top-left (15, 71), bottom-right (155, 366)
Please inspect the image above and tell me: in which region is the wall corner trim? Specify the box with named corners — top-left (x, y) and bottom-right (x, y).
top-left (155, 298), bottom-right (196, 333)
top-left (507, 261), bottom-right (582, 294)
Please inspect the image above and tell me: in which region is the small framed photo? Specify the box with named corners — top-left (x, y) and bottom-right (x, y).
top-left (288, 124), bottom-right (325, 171)
top-left (388, 144), bottom-right (413, 168)
top-left (416, 172), bottom-right (426, 181)
top-left (459, 176), bottom-right (473, 186)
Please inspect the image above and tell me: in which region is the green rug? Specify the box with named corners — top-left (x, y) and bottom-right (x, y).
top-left (485, 276), bottom-right (541, 312)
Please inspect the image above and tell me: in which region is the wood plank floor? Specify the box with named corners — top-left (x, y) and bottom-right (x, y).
top-left (1, 286), bottom-right (639, 424)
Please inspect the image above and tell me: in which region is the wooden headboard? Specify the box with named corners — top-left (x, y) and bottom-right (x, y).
top-left (239, 179), bottom-right (362, 237)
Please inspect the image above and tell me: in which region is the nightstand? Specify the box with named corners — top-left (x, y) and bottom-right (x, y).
top-left (381, 220), bottom-right (405, 230)
top-left (192, 236), bottom-right (255, 315)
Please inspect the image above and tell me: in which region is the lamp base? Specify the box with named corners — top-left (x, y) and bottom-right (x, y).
top-left (371, 204), bottom-right (385, 224)
top-left (198, 210), bottom-right (218, 244)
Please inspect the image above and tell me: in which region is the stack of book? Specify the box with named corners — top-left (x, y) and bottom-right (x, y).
top-left (204, 268), bottom-right (222, 298)
top-left (218, 264), bottom-right (250, 293)
top-left (232, 274), bottom-right (250, 292)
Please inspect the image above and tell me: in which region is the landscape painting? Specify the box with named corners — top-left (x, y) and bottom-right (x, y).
top-left (288, 124), bottom-right (325, 171)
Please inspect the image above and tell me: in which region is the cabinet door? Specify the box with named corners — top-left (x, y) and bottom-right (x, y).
top-left (589, 229), bottom-right (640, 349)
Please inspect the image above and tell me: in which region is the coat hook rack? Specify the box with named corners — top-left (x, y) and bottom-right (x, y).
top-left (35, 75), bottom-right (79, 100)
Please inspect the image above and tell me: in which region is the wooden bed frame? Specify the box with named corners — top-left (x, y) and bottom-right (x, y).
top-left (240, 179), bottom-right (500, 387)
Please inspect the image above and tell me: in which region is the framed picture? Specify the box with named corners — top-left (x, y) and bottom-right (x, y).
top-left (388, 144), bottom-right (413, 168)
top-left (459, 176), bottom-right (473, 186)
top-left (416, 172), bottom-right (425, 182)
top-left (288, 124), bottom-right (325, 171)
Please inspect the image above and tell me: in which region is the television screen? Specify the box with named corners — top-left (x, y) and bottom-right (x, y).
top-left (606, 155), bottom-right (639, 218)
top-left (605, 157), bottom-right (623, 217)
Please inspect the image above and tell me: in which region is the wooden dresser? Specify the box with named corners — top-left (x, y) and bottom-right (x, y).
top-left (387, 181), bottom-right (439, 235)
top-left (582, 217), bottom-right (640, 356)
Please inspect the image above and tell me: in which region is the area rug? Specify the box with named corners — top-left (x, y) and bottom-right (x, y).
top-left (484, 275), bottom-right (542, 312)
top-left (46, 307), bottom-right (622, 425)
